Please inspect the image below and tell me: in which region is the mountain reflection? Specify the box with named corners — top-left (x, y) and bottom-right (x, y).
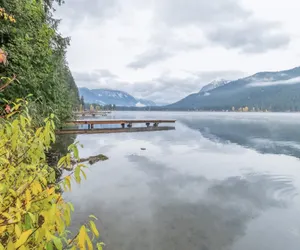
top-left (179, 115), bottom-right (300, 159)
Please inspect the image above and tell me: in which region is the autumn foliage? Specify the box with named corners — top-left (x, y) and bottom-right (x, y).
top-left (0, 99), bottom-right (103, 249)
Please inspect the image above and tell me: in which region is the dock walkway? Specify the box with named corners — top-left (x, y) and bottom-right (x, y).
top-left (66, 119), bottom-right (176, 129)
top-left (58, 119), bottom-right (176, 134)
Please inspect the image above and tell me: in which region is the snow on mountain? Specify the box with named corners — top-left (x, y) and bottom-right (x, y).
top-left (79, 88), bottom-right (157, 107)
top-left (199, 79), bottom-right (229, 93)
top-left (168, 66), bottom-right (300, 111)
top-left (135, 102), bottom-right (146, 107)
top-left (136, 98), bottom-right (156, 106)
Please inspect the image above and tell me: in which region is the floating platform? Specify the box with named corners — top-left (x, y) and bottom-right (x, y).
top-left (65, 119), bottom-right (176, 128)
top-left (56, 126), bottom-right (176, 135)
top-left (58, 119), bottom-right (176, 134)
top-left (73, 111), bottom-right (112, 117)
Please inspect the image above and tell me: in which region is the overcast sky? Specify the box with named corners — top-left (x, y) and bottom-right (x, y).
top-left (56, 0), bottom-right (300, 104)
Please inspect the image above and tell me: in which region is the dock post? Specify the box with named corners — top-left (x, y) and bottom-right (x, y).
top-left (121, 123), bottom-right (125, 128)
top-left (146, 122), bottom-right (150, 127)
top-left (91, 124), bottom-right (94, 129)
top-left (88, 124), bottom-right (91, 129)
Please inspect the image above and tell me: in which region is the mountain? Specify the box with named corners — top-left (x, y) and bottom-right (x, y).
top-left (136, 99), bottom-right (156, 107)
top-left (79, 88), bottom-right (157, 107)
top-left (199, 79), bottom-right (229, 93)
top-left (168, 66), bottom-right (300, 111)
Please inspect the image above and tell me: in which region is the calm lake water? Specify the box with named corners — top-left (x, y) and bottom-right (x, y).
top-left (64, 112), bottom-right (300, 250)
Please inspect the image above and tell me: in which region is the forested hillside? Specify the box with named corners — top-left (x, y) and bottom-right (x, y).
top-left (168, 67), bottom-right (300, 111)
top-left (0, 0), bottom-right (79, 122)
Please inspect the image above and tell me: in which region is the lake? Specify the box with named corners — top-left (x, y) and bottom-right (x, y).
top-left (63, 111), bottom-right (300, 250)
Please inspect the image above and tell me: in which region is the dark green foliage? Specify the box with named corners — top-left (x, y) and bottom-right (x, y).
top-left (0, 0), bottom-right (79, 123)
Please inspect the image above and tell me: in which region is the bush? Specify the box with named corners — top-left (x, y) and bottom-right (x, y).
top-left (0, 99), bottom-right (102, 250)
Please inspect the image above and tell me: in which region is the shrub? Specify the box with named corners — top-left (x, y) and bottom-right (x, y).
top-left (0, 99), bottom-right (102, 250)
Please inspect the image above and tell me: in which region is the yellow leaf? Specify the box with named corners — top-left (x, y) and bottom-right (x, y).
top-left (86, 234), bottom-right (93, 250)
top-left (2, 212), bottom-right (11, 219)
top-left (15, 229), bottom-right (33, 248)
top-left (40, 176), bottom-right (47, 186)
top-left (34, 181), bottom-right (42, 193)
top-left (78, 225), bottom-right (87, 249)
top-left (25, 189), bottom-right (31, 203)
top-left (90, 221), bottom-right (99, 238)
top-left (16, 199), bottom-right (22, 209)
top-left (35, 127), bottom-right (43, 137)
top-left (7, 240), bottom-right (15, 250)
top-left (0, 157), bottom-right (9, 164)
top-left (15, 224), bottom-right (22, 237)
top-left (0, 226), bottom-right (7, 235)
top-left (9, 188), bottom-right (17, 197)
top-left (47, 187), bottom-right (55, 195)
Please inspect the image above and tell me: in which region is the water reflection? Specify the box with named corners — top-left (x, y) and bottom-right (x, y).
top-left (178, 113), bottom-right (300, 159)
top-left (64, 112), bottom-right (300, 250)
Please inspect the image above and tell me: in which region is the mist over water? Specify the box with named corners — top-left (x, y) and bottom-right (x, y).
top-left (64, 112), bottom-right (300, 250)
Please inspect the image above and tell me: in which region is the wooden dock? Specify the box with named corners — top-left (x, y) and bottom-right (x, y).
top-left (73, 111), bottom-right (111, 117)
top-left (56, 126), bottom-right (175, 135)
top-left (66, 119), bottom-right (176, 129)
top-left (58, 119), bottom-right (176, 134)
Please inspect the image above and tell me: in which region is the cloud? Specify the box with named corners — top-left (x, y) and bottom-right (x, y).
top-left (127, 48), bottom-right (173, 69)
top-left (127, 26), bottom-right (204, 68)
top-left (248, 76), bottom-right (300, 87)
top-left (94, 69), bottom-right (118, 79)
top-left (152, 0), bottom-right (290, 53)
top-left (74, 69), bottom-right (245, 103)
top-left (192, 70), bottom-right (245, 82)
top-left (125, 0), bottom-right (290, 68)
top-left (55, 0), bottom-right (119, 26)
top-left (155, 0), bottom-right (250, 27)
top-left (207, 20), bottom-right (290, 53)
top-left (73, 69), bottom-right (119, 88)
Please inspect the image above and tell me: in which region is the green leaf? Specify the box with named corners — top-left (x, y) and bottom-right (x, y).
top-left (53, 237), bottom-right (63, 250)
top-left (75, 167), bottom-right (81, 183)
top-left (68, 202), bottom-right (74, 212)
top-left (96, 243), bottom-right (105, 250)
top-left (46, 241), bottom-right (53, 250)
top-left (57, 156), bottom-right (65, 168)
top-left (89, 215), bottom-right (98, 220)
top-left (81, 169), bottom-right (87, 180)
top-left (65, 176), bottom-right (71, 191)
top-left (73, 146), bottom-right (79, 159)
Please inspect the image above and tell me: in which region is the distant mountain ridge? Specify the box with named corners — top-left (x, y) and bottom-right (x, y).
top-left (168, 66), bottom-right (300, 111)
top-left (79, 88), bottom-right (157, 107)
